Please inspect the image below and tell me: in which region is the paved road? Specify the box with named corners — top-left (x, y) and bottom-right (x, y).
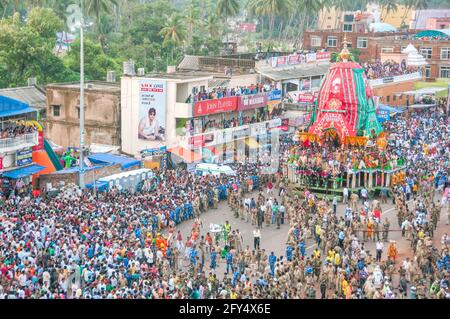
top-left (173, 188), bottom-right (447, 281)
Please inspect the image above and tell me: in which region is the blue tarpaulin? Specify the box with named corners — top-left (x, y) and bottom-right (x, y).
top-left (88, 153), bottom-right (140, 170)
top-left (2, 164), bottom-right (45, 179)
top-left (0, 95), bottom-right (37, 118)
top-left (86, 180), bottom-right (109, 192)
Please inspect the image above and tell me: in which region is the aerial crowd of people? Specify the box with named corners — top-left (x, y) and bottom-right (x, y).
top-left (0, 107), bottom-right (448, 299)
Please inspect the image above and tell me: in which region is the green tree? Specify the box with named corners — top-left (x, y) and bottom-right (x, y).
top-left (64, 38), bottom-right (120, 80)
top-left (184, 3), bottom-right (199, 44)
top-left (0, 10), bottom-right (73, 87)
top-left (159, 13), bottom-right (187, 47)
top-left (204, 14), bottom-right (221, 39)
top-left (379, 0), bottom-right (398, 21)
top-left (216, 0), bottom-right (240, 46)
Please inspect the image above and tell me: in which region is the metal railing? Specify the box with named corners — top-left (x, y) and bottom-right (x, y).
top-left (0, 131), bottom-right (38, 150)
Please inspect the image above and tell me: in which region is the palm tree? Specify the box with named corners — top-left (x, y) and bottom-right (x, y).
top-left (83, 0), bottom-right (118, 29)
top-left (184, 3), bottom-right (200, 44)
top-left (247, 0), bottom-right (266, 40)
top-left (205, 14), bottom-right (221, 39)
top-left (159, 13), bottom-right (187, 47)
top-left (260, 0), bottom-right (293, 39)
top-left (216, 0), bottom-right (240, 47)
top-left (410, 0), bottom-right (429, 29)
top-left (379, 0), bottom-right (398, 21)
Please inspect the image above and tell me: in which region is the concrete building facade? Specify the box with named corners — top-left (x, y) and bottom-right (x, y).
top-left (45, 81), bottom-right (121, 148)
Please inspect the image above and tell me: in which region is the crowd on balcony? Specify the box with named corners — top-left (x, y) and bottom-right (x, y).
top-left (0, 124), bottom-right (37, 140)
top-left (187, 84), bottom-right (275, 103)
top-left (363, 60), bottom-right (418, 80)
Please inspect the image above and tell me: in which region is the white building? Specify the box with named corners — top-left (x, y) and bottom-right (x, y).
top-left (121, 72), bottom-right (285, 164)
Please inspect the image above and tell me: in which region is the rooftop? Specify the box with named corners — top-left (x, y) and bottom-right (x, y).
top-left (128, 71), bottom-right (214, 83)
top-left (257, 62), bottom-right (331, 81)
top-left (0, 86), bottom-right (46, 110)
top-left (46, 81), bottom-right (120, 92)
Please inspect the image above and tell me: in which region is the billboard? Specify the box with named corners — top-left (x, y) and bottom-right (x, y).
top-left (194, 97), bottom-right (237, 116)
top-left (138, 80), bottom-right (167, 142)
top-left (16, 148), bottom-right (33, 167)
top-left (238, 93), bottom-right (268, 111)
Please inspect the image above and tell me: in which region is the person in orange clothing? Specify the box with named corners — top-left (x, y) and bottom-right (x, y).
top-left (388, 240), bottom-right (398, 263)
top-left (367, 218), bottom-right (374, 241)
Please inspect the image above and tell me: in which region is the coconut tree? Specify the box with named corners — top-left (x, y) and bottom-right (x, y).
top-left (159, 13), bottom-right (187, 47)
top-left (205, 14), bottom-right (221, 39)
top-left (216, 0), bottom-right (240, 47)
top-left (184, 3), bottom-right (200, 44)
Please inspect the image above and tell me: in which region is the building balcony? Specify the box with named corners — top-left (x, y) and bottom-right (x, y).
top-left (180, 118), bottom-right (283, 150)
top-left (0, 131), bottom-right (38, 153)
top-left (175, 102), bottom-right (194, 118)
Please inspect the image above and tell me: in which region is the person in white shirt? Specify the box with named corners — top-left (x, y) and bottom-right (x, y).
top-left (138, 108), bottom-right (163, 140)
top-left (375, 240), bottom-right (384, 262)
top-left (343, 187), bottom-right (349, 204)
top-left (253, 229), bottom-right (261, 250)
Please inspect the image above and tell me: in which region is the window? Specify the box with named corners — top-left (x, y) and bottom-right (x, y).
top-left (76, 106), bottom-right (80, 119)
top-left (343, 23), bottom-right (353, 32)
top-left (52, 105), bottom-right (61, 117)
top-left (311, 36), bottom-right (321, 47)
top-left (393, 95), bottom-right (397, 101)
top-left (357, 37), bottom-right (368, 49)
top-left (441, 48), bottom-right (450, 60)
top-left (381, 47), bottom-right (393, 53)
top-left (386, 96), bottom-right (390, 102)
top-left (344, 14), bottom-right (354, 22)
top-left (440, 66), bottom-right (450, 78)
top-left (419, 47), bottom-right (432, 59)
top-left (425, 66), bottom-right (431, 78)
top-left (327, 36), bottom-right (337, 47)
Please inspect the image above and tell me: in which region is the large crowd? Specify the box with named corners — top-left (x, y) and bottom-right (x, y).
top-left (0, 124), bottom-right (37, 140)
top-left (0, 108), bottom-right (449, 299)
top-left (363, 60), bottom-right (418, 80)
top-left (188, 84), bottom-right (275, 103)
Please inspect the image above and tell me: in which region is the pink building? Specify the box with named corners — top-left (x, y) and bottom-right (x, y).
top-left (426, 17), bottom-right (450, 30)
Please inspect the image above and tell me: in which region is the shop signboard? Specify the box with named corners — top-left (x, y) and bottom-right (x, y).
top-left (16, 148), bottom-right (33, 167)
top-left (232, 126), bottom-right (250, 139)
top-left (250, 122), bottom-right (268, 136)
top-left (189, 135), bottom-right (206, 148)
top-left (194, 97), bottom-right (237, 117)
top-left (141, 146), bottom-right (167, 158)
top-left (237, 93), bottom-right (268, 111)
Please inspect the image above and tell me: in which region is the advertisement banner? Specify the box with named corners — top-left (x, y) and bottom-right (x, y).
top-left (298, 92), bottom-right (316, 103)
top-left (194, 97), bottom-right (237, 116)
top-left (376, 109), bottom-right (390, 123)
top-left (16, 148), bottom-right (33, 167)
top-left (189, 135), bottom-right (205, 148)
top-left (288, 54), bottom-right (301, 65)
top-left (306, 53), bottom-right (317, 63)
top-left (268, 118), bottom-right (282, 128)
top-left (138, 80), bottom-right (167, 142)
top-left (268, 90), bottom-right (282, 102)
top-left (141, 146), bottom-right (168, 158)
top-left (250, 122), bottom-right (268, 136)
top-left (238, 93), bottom-right (268, 111)
top-left (32, 131), bottom-right (44, 151)
top-left (276, 56), bottom-right (287, 67)
top-left (316, 52), bottom-right (331, 61)
top-left (232, 126), bottom-right (250, 139)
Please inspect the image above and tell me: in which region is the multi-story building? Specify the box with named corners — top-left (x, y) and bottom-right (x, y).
top-left (0, 95), bottom-right (44, 195)
top-left (120, 71), bottom-right (285, 164)
top-left (304, 29), bottom-right (450, 80)
top-left (45, 81), bottom-right (121, 149)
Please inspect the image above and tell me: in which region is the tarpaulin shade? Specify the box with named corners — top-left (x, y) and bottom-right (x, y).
top-left (2, 164), bottom-right (45, 179)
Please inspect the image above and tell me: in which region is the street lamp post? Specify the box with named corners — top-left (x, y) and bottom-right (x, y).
top-left (79, 0), bottom-right (85, 189)
top-left (67, 2), bottom-right (86, 189)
